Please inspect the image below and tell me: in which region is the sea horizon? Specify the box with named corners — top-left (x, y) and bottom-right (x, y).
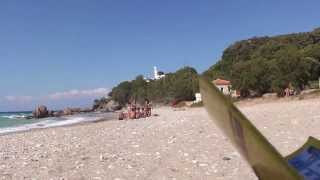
top-left (0, 110), bottom-right (32, 114)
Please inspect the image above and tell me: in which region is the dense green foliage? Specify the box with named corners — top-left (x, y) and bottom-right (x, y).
top-left (204, 28), bottom-right (320, 96)
top-left (95, 28), bottom-right (320, 107)
top-left (108, 67), bottom-right (199, 105)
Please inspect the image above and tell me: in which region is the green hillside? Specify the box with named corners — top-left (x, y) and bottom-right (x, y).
top-left (107, 67), bottom-right (199, 106)
top-left (204, 28), bottom-right (320, 97)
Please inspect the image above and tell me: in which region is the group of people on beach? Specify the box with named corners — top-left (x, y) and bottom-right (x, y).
top-left (284, 87), bottom-right (295, 97)
top-left (118, 99), bottom-right (152, 120)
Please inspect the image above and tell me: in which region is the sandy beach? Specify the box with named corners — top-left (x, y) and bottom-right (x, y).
top-left (1, 97), bottom-right (320, 180)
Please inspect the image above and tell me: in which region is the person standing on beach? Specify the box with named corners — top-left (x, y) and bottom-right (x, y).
top-left (144, 99), bottom-right (152, 117)
top-left (130, 103), bottom-right (137, 119)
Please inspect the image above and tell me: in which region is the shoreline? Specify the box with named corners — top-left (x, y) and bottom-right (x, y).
top-left (1, 98), bottom-right (320, 179)
top-left (1, 95), bottom-right (318, 137)
top-left (0, 112), bottom-right (118, 137)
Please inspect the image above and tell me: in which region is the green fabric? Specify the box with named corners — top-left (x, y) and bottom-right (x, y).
top-left (199, 77), bottom-right (302, 180)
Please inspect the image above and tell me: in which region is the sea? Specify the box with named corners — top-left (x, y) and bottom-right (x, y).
top-left (0, 111), bottom-right (116, 135)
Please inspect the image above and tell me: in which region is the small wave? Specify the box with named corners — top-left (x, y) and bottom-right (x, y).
top-left (0, 115), bottom-right (104, 135)
top-left (44, 117), bottom-right (86, 127)
top-left (1, 115), bottom-right (29, 119)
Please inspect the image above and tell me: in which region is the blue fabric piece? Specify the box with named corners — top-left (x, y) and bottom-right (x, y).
top-left (288, 146), bottom-right (320, 180)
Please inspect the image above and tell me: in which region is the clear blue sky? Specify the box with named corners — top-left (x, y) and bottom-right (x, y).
top-left (1, 0), bottom-right (319, 111)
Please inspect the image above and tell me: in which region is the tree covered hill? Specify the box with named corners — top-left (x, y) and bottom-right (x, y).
top-left (204, 27), bottom-right (320, 97)
top-left (95, 28), bottom-right (320, 108)
top-left (105, 67), bottom-right (199, 106)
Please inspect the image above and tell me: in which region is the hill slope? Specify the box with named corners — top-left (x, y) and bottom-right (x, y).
top-left (204, 28), bottom-right (320, 97)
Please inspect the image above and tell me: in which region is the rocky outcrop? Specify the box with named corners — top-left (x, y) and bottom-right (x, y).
top-left (107, 100), bottom-right (122, 111)
top-left (32, 105), bottom-right (49, 119)
top-left (63, 108), bottom-right (73, 116)
top-left (70, 108), bottom-right (81, 113)
top-left (31, 106), bottom-right (94, 119)
top-left (80, 108), bottom-right (93, 113)
top-left (53, 111), bottom-right (64, 117)
top-left (94, 100), bottom-right (122, 112)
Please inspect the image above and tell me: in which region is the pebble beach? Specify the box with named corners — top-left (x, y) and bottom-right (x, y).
top-left (1, 97), bottom-right (320, 180)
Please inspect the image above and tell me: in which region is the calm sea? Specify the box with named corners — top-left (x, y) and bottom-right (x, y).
top-left (0, 111), bottom-right (115, 135)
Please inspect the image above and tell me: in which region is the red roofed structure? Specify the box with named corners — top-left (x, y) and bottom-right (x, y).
top-left (212, 78), bottom-right (232, 95)
top-left (212, 78), bottom-right (231, 86)
top-left (193, 78), bottom-right (239, 104)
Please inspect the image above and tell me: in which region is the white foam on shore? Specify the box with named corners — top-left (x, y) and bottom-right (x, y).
top-left (1, 114), bottom-right (29, 119)
top-left (0, 114), bottom-right (111, 135)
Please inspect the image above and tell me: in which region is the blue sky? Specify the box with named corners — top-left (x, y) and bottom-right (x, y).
top-left (0, 0), bottom-right (319, 111)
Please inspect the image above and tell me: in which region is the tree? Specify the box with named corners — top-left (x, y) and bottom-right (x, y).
top-left (111, 81), bottom-right (132, 106)
top-left (131, 75), bottom-right (148, 104)
top-left (172, 67), bottom-right (199, 100)
top-left (107, 66), bottom-right (199, 105)
top-left (203, 27), bottom-right (320, 97)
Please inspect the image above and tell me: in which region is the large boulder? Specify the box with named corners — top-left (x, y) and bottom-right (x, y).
top-left (53, 111), bottom-right (64, 117)
top-left (97, 100), bottom-right (121, 112)
top-left (48, 110), bottom-right (54, 117)
top-left (70, 108), bottom-right (81, 113)
top-left (80, 108), bottom-right (93, 113)
top-left (33, 105), bottom-right (49, 119)
top-left (108, 100), bottom-right (122, 111)
top-left (63, 108), bottom-right (73, 116)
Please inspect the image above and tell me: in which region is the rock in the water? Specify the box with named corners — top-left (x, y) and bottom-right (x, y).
top-left (80, 108), bottom-right (93, 113)
top-left (53, 111), bottom-right (64, 117)
top-left (63, 108), bottom-right (73, 116)
top-left (70, 108), bottom-right (81, 113)
top-left (25, 116), bottom-right (33, 119)
top-left (32, 105), bottom-right (49, 119)
top-left (48, 110), bottom-right (54, 117)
